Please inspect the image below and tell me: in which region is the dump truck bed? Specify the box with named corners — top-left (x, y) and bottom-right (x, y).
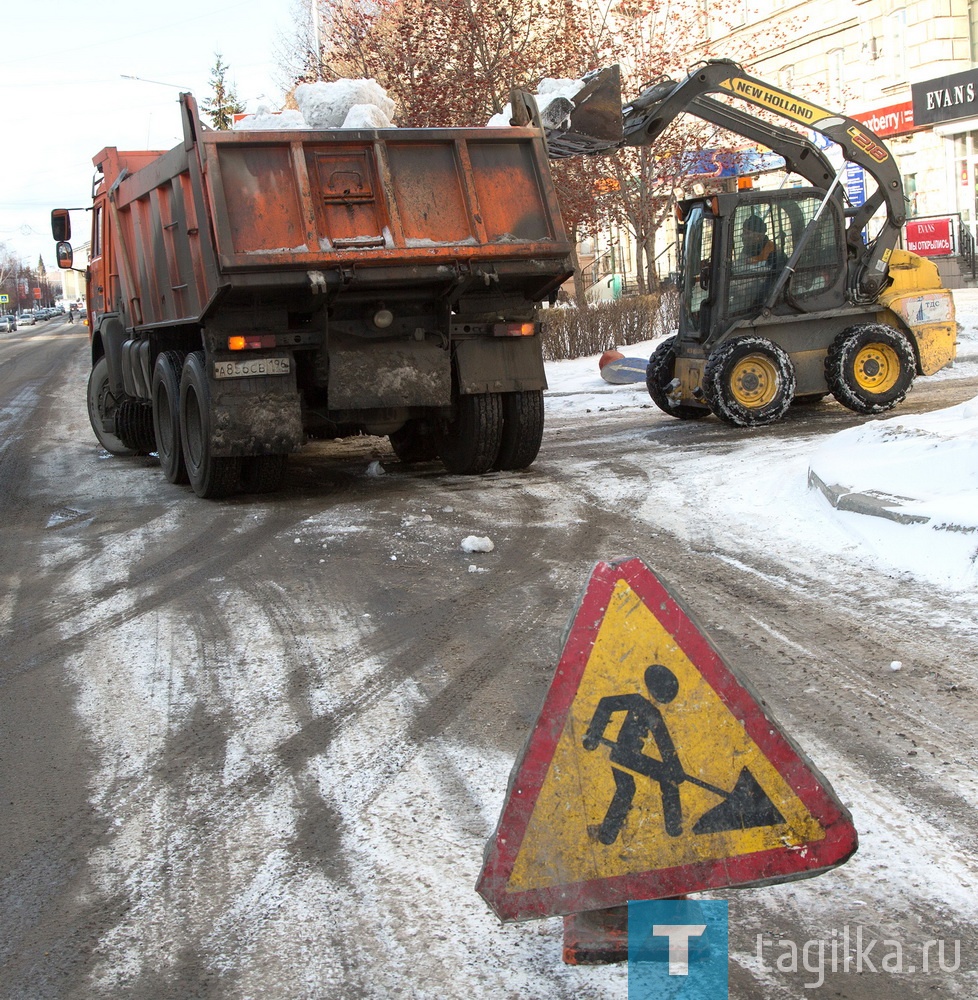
top-left (100, 110), bottom-right (572, 329)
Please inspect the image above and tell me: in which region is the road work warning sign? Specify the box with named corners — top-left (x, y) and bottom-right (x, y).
top-left (477, 558), bottom-right (857, 922)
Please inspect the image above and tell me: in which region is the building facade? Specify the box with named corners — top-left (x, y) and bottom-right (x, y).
top-left (586, 0), bottom-right (978, 297)
top-left (685, 0), bottom-right (978, 250)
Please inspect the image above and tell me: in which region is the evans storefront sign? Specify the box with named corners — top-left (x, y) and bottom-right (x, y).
top-left (912, 69), bottom-right (978, 127)
top-left (905, 218), bottom-right (954, 257)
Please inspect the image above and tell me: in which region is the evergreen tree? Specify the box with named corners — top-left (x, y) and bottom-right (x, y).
top-left (202, 53), bottom-right (246, 130)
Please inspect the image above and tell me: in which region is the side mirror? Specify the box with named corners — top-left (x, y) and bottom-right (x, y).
top-left (51, 208), bottom-right (71, 242)
top-left (56, 241), bottom-right (74, 269)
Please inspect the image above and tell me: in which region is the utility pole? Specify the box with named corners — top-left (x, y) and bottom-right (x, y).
top-left (311, 0), bottom-right (322, 80)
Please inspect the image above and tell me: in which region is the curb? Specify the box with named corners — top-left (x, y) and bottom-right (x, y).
top-left (806, 469), bottom-right (931, 525)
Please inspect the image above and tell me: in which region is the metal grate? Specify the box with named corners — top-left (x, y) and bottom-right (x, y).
top-left (728, 197), bottom-right (841, 315)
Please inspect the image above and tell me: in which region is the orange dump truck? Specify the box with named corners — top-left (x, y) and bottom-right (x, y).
top-left (53, 94), bottom-right (571, 497)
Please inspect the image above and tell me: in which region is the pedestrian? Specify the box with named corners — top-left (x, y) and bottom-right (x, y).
top-left (68, 308), bottom-right (74, 323)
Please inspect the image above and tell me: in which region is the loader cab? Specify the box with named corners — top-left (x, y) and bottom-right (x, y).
top-left (677, 187), bottom-right (848, 345)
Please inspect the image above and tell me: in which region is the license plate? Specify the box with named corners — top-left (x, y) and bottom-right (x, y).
top-left (214, 357), bottom-right (291, 378)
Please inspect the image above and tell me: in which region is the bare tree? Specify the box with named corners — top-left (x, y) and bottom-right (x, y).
top-left (277, 0), bottom-right (770, 298)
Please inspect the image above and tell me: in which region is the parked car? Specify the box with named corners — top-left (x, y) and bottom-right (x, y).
top-left (1, 315), bottom-right (18, 333)
top-left (17, 312), bottom-right (36, 326)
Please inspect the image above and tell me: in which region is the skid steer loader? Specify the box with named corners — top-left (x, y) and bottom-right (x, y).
top-left (514, 60), bottom-right (957, 426)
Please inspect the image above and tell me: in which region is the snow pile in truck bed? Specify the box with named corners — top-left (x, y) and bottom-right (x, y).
top-left (296, 78), bottom-right (395, 128)
top-left (232, 107), bottom-right (307, 130)
top-left (232, 79), bottom-right (397, 130)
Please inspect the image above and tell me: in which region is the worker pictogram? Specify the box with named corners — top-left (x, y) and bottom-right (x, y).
top-left (583, 662), bottom-right (786, 845)
top-left (477, 558), bottom-right (857, 923)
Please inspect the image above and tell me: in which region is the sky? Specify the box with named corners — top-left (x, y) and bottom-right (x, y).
top-left (1, 0), bottom-right (300, 270)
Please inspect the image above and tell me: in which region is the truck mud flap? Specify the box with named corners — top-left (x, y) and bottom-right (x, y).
top-left (454, 337), bottom-right (547, 394)
top-left (209, 365), bottom-right (303, 457)
top-left (327, 340), bottom-right (451, 410)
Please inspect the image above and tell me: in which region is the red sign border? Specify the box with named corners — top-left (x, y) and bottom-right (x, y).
top-left (477, 557), bottom-right (858, 922)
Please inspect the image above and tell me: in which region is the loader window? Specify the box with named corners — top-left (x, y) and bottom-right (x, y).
top-left (784, 195), bottom-right (845, 307)
top-left (92, 204), bottom-right (104, 259)
top-left (728, 195), bottom-right (845, 315)
top-left (680, 204), bottom-right (714, 336)
top-left (729, 204), bottom-right (786, 317)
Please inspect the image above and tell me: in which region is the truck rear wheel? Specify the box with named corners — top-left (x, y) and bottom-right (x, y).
top-left (646, 336), bottom-right (709, 420)
top-left (703, 336), bottom-right (796, 427)
top-left (439, 392), bottom-right (502, 474)
top-left (87, 355), bottom-right (137, 456)
top-left (152, 351), bottom-right (188, 484)
top-left (389, 419), bottom-right (440, 464)
top-left (825, 324), bottom-right (916, 414)
top-left (494, 390), bottom-right (544, 470)
top-left (179, 351), bottom-right (241, 499)
top-left (240, 455), bottom-right (288, 494)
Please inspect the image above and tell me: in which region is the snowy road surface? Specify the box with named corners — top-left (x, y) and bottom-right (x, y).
top-left (1, 300), bottom-right (976, 999)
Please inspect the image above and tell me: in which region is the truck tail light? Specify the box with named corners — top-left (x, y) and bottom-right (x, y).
top-left (492, 322), bottom-right (537, 337)
top-left (229, 334), bottom-right (277, 350)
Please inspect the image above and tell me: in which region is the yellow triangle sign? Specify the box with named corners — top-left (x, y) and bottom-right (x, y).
top-left (477, 558), bottom-right (857, 921)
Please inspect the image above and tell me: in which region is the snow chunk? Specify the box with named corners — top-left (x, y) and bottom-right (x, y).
top-left (889, 660), bottom-right (903, 672)
top-left (366, 461), bottom-right (386, 477)
top-left (232, 107), bottom-right (307, 130)
top-left (343, 104), bottom-right (394, 129)
top-left (488, 77), bottom-right (585, 128)
top-left (295, 79), bottom-right (395, 129)
top-left (460, 535), bottom-right (494, 553)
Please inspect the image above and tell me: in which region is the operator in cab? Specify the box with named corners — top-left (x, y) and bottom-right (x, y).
top-left (741, 214), bottom-right (775, 265)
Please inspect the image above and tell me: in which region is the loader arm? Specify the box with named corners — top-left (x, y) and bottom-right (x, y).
top-left (532, 59), bottom-right (906, 299)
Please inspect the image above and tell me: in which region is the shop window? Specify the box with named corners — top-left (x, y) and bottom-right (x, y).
top-left (971, 1), bottom-right (978, 63)
top-left (827, 49), bottom-right (845, 107)
top-left (885, 8), bottom-right (907, 79)
top-left (904, 173), bottom-right (918, 217)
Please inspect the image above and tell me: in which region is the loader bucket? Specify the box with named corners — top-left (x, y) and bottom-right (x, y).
top-left (511, 65), bottom-right (625, 159)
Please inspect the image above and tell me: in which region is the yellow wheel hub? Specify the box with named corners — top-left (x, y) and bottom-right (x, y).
top-left (854, 342), bottom-right (901, 393)
top-left (730, 354), bottom-right (779, 408)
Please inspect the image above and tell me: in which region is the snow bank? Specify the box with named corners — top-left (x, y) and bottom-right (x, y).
top-left (809, 395), bottom-right (978, 526)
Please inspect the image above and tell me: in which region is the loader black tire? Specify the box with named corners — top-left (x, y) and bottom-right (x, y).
top-left (703, 336), bottom-right (796, 427)
top-left (439, 392), bottom-right (502, 475)
top-left (646, 336), bottom-right (709, 420)
top-left (825, 324), bottom-right (916, 414)
top-left (179, 351), bottom-right (242, 499)
top-left (389, 419), bottom-right (440, 464)
top-left (152, 350), bottom-right (188, 484)
top-left (494, 390), bottom-right (544, 470)
top-left (87, 355), bottom-right (137, 456)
